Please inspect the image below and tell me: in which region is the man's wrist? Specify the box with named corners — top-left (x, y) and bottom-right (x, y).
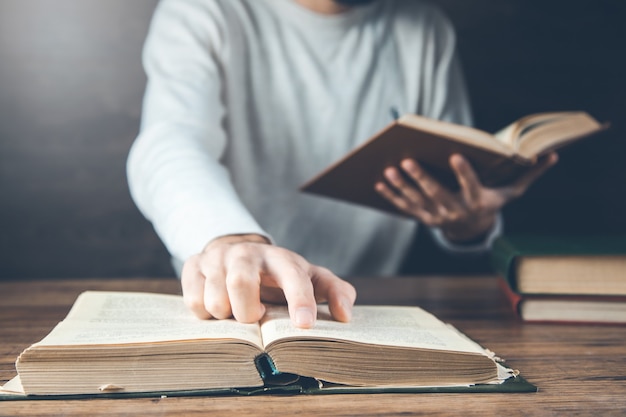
top-left (442, 229), bottom-right (491, 246)
top-left (441, 217), bottom-right (496, 245)
top-left (429, 212), bottom-right (503, 254)
top-left (205, 233), bottom-right (271, 250)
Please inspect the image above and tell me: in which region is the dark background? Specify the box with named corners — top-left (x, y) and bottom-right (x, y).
top-left (1, 0), bottom-right (624, 280)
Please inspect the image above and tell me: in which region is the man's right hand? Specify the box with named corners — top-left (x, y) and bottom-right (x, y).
top-left (181, 234), bottom-right (356, 328)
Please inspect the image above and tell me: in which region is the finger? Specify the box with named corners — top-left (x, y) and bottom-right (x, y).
top-left (400, 159), bottom-right (464, 221)
top-left (310, 266), bottom-right (356, 323)
top-left (199, 260), bottom-right (232, 320)
top-left (265, 256), bottom-right (317, 329)
top-left (450, 154), bottom-right (482, 208)
top-left (375, 181), bottom-right (439, 224)
top-left (375, 179), bottom-right (413, 212)
top-left (180, 255), bottom-right (212, 320)
top-left (400, 159), bottom-right (454, 209)
top-left (383, 166), bottom-right (428, 206)
top-left (224, 252), bottom-right (266, 324)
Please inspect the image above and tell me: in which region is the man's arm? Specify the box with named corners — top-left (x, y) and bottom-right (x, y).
top-left (127, 0), bottom-right (354, 328)
top-left (127, 0), bottom-right (267, 261)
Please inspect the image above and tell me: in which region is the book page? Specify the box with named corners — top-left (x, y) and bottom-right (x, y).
top-left (493, 111), bottom-right (602, 159)
top-left (516, 112), bottom-right (603, 159)
top-left (399, 114), bottom-right (513, 155)
top-left (0, 376), bottom-right (25, 395)
top-left (493, 112), bottom-right (569, 148)
top-left (260, 305), bottom-right (487, 355)
top-left (33, 291), bottom-right (263, 348)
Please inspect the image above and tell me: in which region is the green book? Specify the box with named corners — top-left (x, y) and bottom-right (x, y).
top-left (0, 291), bottom-right (535, 400)
top-left (491, 235), bottom-right (626, 295)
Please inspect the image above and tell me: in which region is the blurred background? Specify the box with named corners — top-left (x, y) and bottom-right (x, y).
top-left (0, 0), bottom-right (624, 280)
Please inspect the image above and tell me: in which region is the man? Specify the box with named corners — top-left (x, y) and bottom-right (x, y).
top-left (127, 0), bottom-right (556, 328)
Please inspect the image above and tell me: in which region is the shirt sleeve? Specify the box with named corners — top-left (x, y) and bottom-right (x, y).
top-left (126, 0), bottom-right (269, 263)
top-left (428, 213), bottom-right (503, 254)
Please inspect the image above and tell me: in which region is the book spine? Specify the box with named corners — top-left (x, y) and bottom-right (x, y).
top-left (254, 354), bottom-right (306, 389)
top-left (489, 237), bottom-right (521, 291)
top-left (254, 353), bottom-right (279, 380)
top-left (497, 275), bottom-right (626, 325)
top-left (496, 276), bottom-right (523, 319)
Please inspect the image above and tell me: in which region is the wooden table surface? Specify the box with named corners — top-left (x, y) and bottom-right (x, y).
top-left (1, 276), bottom-right (625, 416)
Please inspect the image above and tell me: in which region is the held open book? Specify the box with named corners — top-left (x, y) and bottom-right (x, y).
top-left (0, 291), bottom-right (534, 399)
top-left (301, 111), bottom-right (607, 214)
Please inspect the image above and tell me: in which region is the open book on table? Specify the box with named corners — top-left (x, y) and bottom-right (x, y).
top-left (0, 291), bottom-right (535, 399)
top-left (301, 111), bottom-right (607, 215)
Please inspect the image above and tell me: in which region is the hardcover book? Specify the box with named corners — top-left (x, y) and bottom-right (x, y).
top-left (301, 111), bottom-right (607, 215)
top-left (0, 291), bottom-right (535, 399)
top-left (490, 235), bottom-right (626, 296)
top-left (497, 276), bottom-right (626, 325)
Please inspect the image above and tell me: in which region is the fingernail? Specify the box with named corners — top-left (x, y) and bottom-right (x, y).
top-left (295, 307), bottom-right (315, 328)
top-left (451, 154), bottom-right (464, 166)
top-left (401, 159), bottom-right (416, 170)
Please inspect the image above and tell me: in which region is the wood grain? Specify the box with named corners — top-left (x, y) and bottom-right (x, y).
top-left (1, 276), bottom-right (625, 416)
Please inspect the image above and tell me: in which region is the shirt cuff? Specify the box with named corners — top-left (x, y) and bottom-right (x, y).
top-left (428, 212), bottom-right (503, 254)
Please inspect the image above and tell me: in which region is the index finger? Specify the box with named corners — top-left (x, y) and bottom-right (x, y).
top-left (265, 258), bottom-right (318, 329)
top-left (450, 154), bottom-right (482, 206)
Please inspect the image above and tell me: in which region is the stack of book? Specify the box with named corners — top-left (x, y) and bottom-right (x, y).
top-left (491, 235), bottom-right (626, 324)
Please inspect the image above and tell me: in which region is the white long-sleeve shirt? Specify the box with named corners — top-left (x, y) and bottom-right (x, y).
top-left (127, 0), bottom-right (501, 277)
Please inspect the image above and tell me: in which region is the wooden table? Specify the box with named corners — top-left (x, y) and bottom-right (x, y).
top-left (1, 276), bottom-right (625, 416)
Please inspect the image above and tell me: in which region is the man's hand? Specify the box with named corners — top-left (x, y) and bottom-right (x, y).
top-left (181, 234), bottom-right (356, 328)
top-left (375, 153), bottom-right (558, 242)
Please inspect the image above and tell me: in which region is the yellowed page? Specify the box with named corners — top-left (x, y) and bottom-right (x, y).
top-left (399, 114), bottom-right (513, 155)
top-left (32, 291), bottom-right (263, 348)
top-left (515, 113), bottom-right (603, 159)
top-left (0, 376), bottom-right (25, 395)
top-left (260, 305), bottom-right (487, 354)
top-left (518, 256), bottom-right (626, 295)
top-left (493, 112), bottom-right (569, 148)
